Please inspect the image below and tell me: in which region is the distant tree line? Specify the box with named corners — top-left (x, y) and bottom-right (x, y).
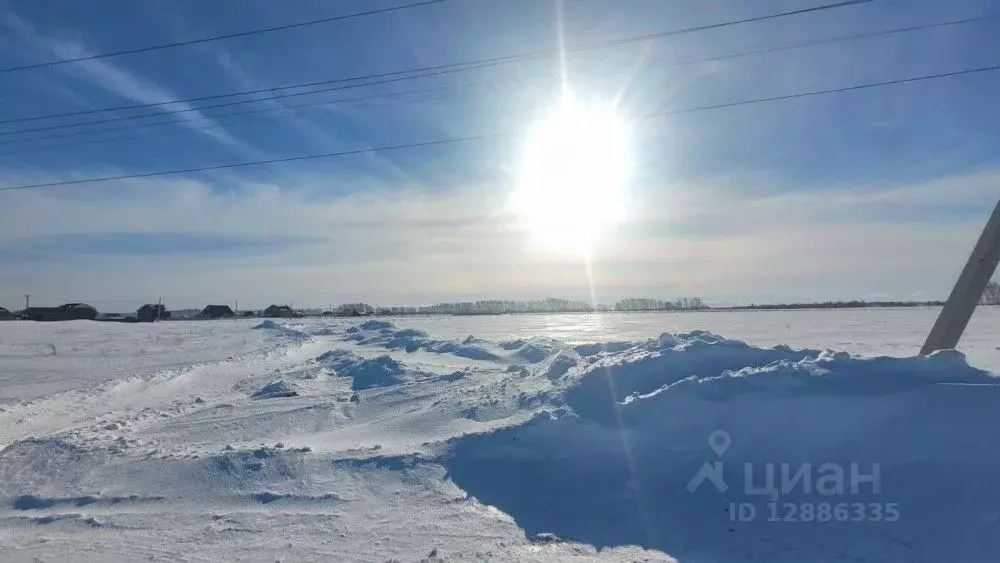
top-left (365, 297), bottom-right (709, 316)
top-left (24, 286), bottom-right (993, 323)
top-left (153, 288), bottom-right (999, 321)
top-left (335, 303), bottom-right (375, 316)
top-left (374, 298), bottom-right (598, 316)
top-left (613, 297), bottom-right (706, 311)
top-left (726, 300), bottom-right (945, 311)
top-left (981, 281), bottom-right (1000, 305)
top-left (165, 295), bottom-right (962, 320)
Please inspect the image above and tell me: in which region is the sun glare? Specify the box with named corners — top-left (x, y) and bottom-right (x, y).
top-left (515, 94), bottom-right (631, 254)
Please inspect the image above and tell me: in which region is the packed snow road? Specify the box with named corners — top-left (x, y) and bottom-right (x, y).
top-left (1, 309), bottom-right (999, 562)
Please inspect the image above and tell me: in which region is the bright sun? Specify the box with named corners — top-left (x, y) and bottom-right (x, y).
top-left (514, 94), bottom-right (631, 254)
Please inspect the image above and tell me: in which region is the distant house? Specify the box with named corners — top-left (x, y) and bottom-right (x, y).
top-left (97, 313), bottom-right (133, 323)
top-left (23, 303), bottom-right (98, 321)
top-left (60, 303), bottom-right (98, 320)
top-left (137, 304), bottom-right (170, 322)
top-left (263, 304), bottom-right (295, 318)
top-left (22, 307), bottom-right (60, 321)
top-left (200, 305), bottom-right (235, 319)
top-left (0, 307), bottom-right (11, 320)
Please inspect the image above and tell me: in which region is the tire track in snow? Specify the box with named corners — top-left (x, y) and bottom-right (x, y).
top-left (0, 334), bottom-right (333, 451)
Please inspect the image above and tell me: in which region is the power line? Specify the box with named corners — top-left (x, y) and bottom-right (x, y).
top-left (0, 13), bottom-right (992, 152)
top-left (0, 62), bottom-right (515, 139)
top-left (673, 14), bottom-right (999, 69)
top-left (645, 63), bottom-right (1000, 117)
top-left (0, 60), bottom-right (504, 128)
top-left (0, 0), bottom-right (871, 129)
top-left (0, 0), bottom-right (445, 75)
top-left (574, 0), bottom-right (871, 50)
top-left (0, 134), bottom-right (504, 192)
top-left (1, 62), bottom-right (996, 193)
top-left (0, 84), bottom-right (466, 152)
top-left (0, 12), bottom-right (992, 153)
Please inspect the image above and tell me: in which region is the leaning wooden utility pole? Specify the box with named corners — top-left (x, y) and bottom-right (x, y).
top-left (921, 199), bottom-right (1000, 355)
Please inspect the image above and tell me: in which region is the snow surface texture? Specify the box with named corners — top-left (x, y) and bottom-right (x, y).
top-left (1, 310), bottom-right (999, 562)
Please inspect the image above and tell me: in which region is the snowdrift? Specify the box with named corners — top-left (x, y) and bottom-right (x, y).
top-left (444, 331), bottom-right (1000, 560)
top-left (251, 319), bottom-right (311, 340)
top-left (251, 380), bottom-right (299, 399)
top-left (344, 320), bottom-right (572, 367)
top-left (315, 349), bottom-right (409, 390)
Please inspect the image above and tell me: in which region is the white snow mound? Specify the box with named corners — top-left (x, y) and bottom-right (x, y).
top-left (446, 332), bottom-right (1000, 561)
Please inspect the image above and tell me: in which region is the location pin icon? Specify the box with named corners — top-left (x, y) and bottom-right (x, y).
top-left (708, 430), bottom-right (731, 457)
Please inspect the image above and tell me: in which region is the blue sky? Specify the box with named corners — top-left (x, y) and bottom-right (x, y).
top-left (0, 0), bottom-right (998, 310)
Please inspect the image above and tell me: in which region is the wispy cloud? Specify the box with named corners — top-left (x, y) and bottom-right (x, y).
top-left (0, 165), bottom-right (996, 308)
top-left (208, 47), bottom-right (423, 187)
top-left (0, 11), bottom-right (263, 157)
top-left (0, 232), bottom-right (325, 262)
top-left (212, 50), bottom-right (339, 148)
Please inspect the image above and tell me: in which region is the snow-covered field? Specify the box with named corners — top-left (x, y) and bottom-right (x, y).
top-left (1, 308), bottom-right (999, 562)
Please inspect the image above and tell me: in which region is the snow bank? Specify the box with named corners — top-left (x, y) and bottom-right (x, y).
top-left (251, 320), bottom-right (310, 340)
top-left (315, 348), bottom-right (409, 390)
top-left (359, 319), bottom-right (393, 331)
top-left (544, 354), bottom-right (578, 380)
top-left (573, 341), bottom-right (633, 356)
top-left (315, 349), bottom-right (365, 373)
top-left (426, 340), bottom-right (501, 361)
top-left (345, 321), bottom-right (581, 369)
top-left (445, 333), bottom-right (1000, 561)
top-left (345, 320), bottom-right (508, 363)
top-left (565, 330), bottom-right (818, 425)
top-left (502, 337), bottom-right (563, 364)
top-left (13, 494), bottom-right (162, 510)
top-left (251, 380), bottom-right (299, 399)
top-left (251, 491), bottom-right (340, 504)
top-left (345, 356), bottom-right (407, 390)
